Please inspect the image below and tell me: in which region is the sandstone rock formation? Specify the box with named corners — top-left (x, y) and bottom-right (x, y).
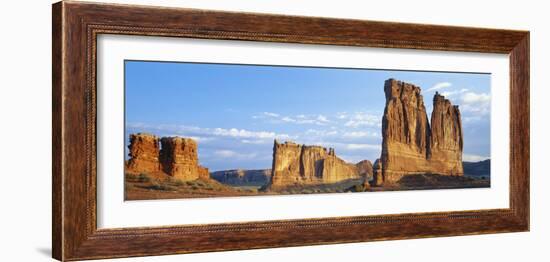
top-left (269, 140), bottom-right (361, 189)
top-left (356, 160), bottom-right (373, 181)
top-left (375, 79), bottom-right (463, 185)
top-left (429, 93), bottom-right (464, 176)
top-left (126, 133), bottom-right (161, 173)
top-left (126, 133), bottom-right (208, 181)
top-left (160, 137), bottom-right (209, 181)
top-left (372, 158), bottom-right (384, 186)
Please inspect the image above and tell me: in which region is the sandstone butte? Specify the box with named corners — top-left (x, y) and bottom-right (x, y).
top-left (125, 133), bottom-right (209, 181)
top-left (373, 78), bottom-right (464, 186)
top-left (268, 140), bottom-right (366, 189)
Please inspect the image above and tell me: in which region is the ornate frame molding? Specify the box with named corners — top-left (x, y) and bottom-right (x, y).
top-left (53, 1), bottom-right (529, 261)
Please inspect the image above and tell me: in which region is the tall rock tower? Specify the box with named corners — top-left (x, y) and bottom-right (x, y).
top-left (160, 137), bottom-right (209, 181)
top-left (126, 133), bottom-right (161, 173)
top-left (125, 133), bottom-right (209, 181)
top-left (375, 79), bottom-right (464, 185)
top-left (429, 92), bottom-right (464, 176)
top-left (379, 79), bottom-right (432, 184)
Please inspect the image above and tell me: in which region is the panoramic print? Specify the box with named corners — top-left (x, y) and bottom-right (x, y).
top-left (123, 61), bottom-right (491, 200)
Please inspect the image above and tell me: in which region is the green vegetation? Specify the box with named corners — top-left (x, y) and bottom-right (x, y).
top-left (146, 181), bottom-right (177, 191)
top-left (353, 184), bottom-right (365, 192)
top-left (137, 173), bottom-right (151, 183)
top-left (127, 175), bottom-right (245, 194)
top-left (125, 173), bottom-right (152, 183)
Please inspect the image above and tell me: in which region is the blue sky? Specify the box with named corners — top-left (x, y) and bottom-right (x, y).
top-left (125, 60), bottom-right (491, 171)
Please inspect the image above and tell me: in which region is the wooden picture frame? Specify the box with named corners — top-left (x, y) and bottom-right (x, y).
top-left (52, 1), bottom-right (529, 261)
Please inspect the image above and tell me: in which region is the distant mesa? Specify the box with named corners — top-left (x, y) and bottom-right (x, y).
top-left (463, 159), bottom-right (490, 178)
top-left (373, 79), bottom-right (464, 186)
top-left (126, 133), bottom-right (209, 181)
top-left (210, 169), bottom-right (272, 186)
top-left (267, 140), bottom-right (370, 189)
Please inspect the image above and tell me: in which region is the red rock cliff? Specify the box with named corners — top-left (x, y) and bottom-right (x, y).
top-left (160, 137), bottom-right (209, 181)
top-left (269, 140), bottom-right (360, 189)
top-left (429, 93), bottom-right (464, 176)
top-left (126, 133), bottom-right (209, 181)
top-left (126, 133), bottom-right (161, 173)
top-left (376, 79), bottom-right (463, 185)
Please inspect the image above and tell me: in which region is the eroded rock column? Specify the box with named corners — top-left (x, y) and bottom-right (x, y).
top-left (126, 133), bottom-right (161, 173)
top-left (160, 137), bottom-right (205, 181)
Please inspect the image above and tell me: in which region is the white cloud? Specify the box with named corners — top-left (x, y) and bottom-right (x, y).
top-left (262, 112), bottom-right (279, 118)
top-left (463, 116), bottom-right (483, 123)
top-left (344, 112), bottom-right (380, 128)
top-left (253, 112), bottom-right (331, 126)
top-left (182, 136), bottom-right (215, 143)
top-left (460, 92), bottom-right (491, 115)
top-left (317, 115), bottom-right (329, 123)
top-left (212, 128), bottom-right (289, 139)
top-left (241, 139), bottom-right (270, 145)
top-left (345, 143), bottom-right (380, 150)
top-left (213, 149), bottom-right (257, 159)
top-left (461, 92), bottom-right (491, 104)
top-left (126, 123), bottom-right (290, 141)
top-left (342, 131), bottom-right (379, 138)
top-left (336, 112), bottom-right (348, 119)
top-left (463, 154), bottom-right (490, 162)
top-left (338, 154), bottom-right (367, 163)
top-left (281, 116), bottom-right (296, 122)
top-left (426, 82), bottom-right (452, 92)
top-left (304, 129), bottom-right (338, 137)
top-left (213, 150), bottom-right (237, 157)
top-left (441, 88), bottom-right (469, 97)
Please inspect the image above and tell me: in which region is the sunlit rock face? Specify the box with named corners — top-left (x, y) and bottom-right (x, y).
top-left (377, 79), bottom-right (463, 185)
top-left (126, 133), bottom-right (161, 173)
top-left (160, 137), bottom-right (209, 181)
top-left (269, 140), bottom-right (361, 189)
top-left (429, 92), bottom-right (464, 177)
top-left (126, 133), bottom-right (209, 181)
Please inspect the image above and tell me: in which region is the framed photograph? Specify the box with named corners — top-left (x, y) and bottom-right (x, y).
top-left (52, 1), bottom-right (529, 261)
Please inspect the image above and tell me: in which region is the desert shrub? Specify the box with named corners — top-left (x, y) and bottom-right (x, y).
top-left (171, 179), bottom-right (185, 186)
top-left (146, 181), bottom-right (176, 191)
top-left (258, 185), bottom-right (269, 192)
top-left (137, 173), bottom-right (151, 183)
top-left (354, 184), bottom-right (365, 192)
